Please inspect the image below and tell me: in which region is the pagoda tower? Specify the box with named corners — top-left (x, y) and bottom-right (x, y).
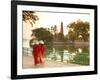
top-left (60, 22), bottom-right (64, 34)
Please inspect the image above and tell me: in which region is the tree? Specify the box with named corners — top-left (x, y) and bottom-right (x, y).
top-left (22, 11), bottom-right (39, 26)
top-left (32, 28), bottom-right (53, 45)
top-left (68, 30), bottom-right (76, 42)
top-left (58, 32), bottom-right (64, 41)
top-left (67, 20), bottom-right (90, 41)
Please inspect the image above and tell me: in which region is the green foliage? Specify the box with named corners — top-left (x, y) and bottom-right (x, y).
top-left (32, 28), bottom-right (53, 45)
top-left (67, 20), bottom-right (90, 41)
top-left (58, 32), bottom-right (64, 41)
top-left (67, 45), bottom-right (77, 53)
top-left (68, 30), bottom-right (76, 42)
top-left (71, 53), bottom-right (89, 65)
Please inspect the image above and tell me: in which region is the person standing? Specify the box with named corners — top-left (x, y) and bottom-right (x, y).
top-left (39, 40), bottom-right (45, 63)
top-left (32, 40), bottom-right (40, 65)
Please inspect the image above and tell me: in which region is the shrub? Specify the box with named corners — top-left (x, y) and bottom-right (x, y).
top-left (71, 53), bottom-right (89, 65)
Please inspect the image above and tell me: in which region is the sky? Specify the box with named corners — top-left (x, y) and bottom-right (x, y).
top-left (33, 11), bottom-right (90, 35)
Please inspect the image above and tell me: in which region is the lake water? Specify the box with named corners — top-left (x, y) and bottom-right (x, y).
top-left (44, 45), bottom-right (89, 63)
top-left (23, 44), bottom-right (89, 65)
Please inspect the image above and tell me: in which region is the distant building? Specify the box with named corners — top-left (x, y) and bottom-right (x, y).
top-left (60, 22), bottom-right (64, 34)
top-left (44, 22), bottom-right (64, 42)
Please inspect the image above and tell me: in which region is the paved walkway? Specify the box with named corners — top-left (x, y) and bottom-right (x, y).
top-left (22, 55), bottom-right (82, 69)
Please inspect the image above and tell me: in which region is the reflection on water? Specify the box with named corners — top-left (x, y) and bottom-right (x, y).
top-left (44, 45), bottom-right (89, 64)
top-left (23, 45), bottom-right (89, 65)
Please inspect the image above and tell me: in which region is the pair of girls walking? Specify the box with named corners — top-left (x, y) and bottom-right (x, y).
top-left (32, 40), bottom-right (45, 65)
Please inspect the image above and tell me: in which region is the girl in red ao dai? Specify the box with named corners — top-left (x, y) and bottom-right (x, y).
top-left (32, 40), bottom-right (40, 65)
top-left (39, 40), bottom-right (45, 63)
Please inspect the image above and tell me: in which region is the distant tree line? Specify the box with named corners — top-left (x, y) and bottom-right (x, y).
top-left (65, 20), bottom-right (90, 42)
